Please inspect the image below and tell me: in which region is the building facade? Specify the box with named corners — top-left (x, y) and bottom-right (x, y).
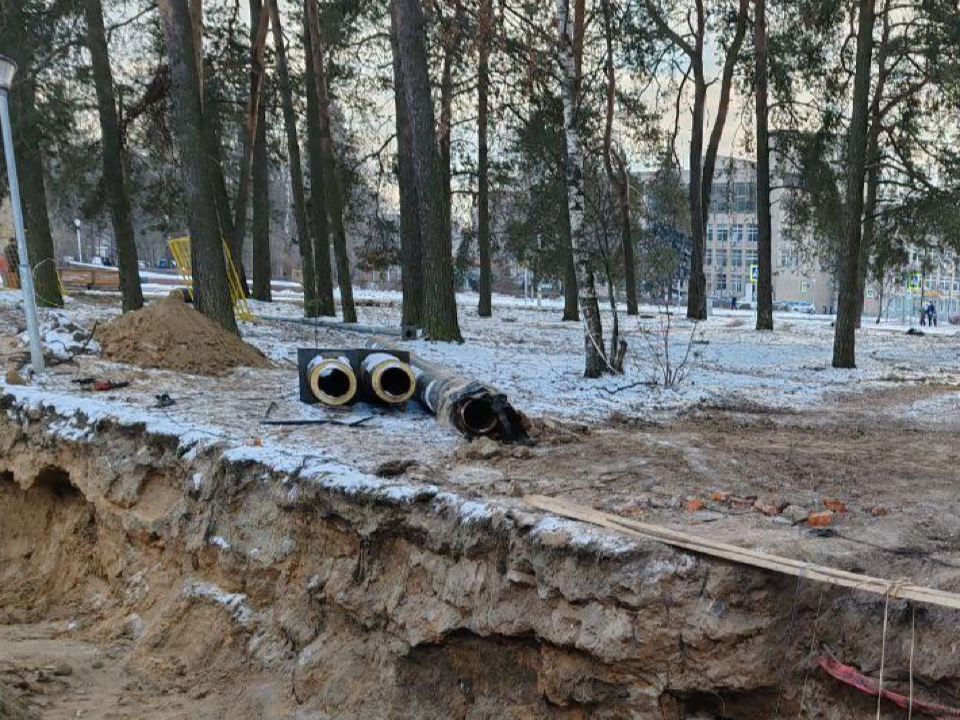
top-left (692, 157), bottom-right (835, 312)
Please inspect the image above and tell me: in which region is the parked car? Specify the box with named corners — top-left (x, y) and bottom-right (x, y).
top-left (786, 301), bottom-right (817, 314)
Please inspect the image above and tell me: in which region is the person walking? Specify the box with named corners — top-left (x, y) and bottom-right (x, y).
top-left (3, 237), bottom-right (19, 289)
top-left (928, 302), bottom-right (938, 327)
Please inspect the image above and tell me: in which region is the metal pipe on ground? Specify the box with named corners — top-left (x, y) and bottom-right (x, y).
top-left (271, 315), bottom-right (419, 340)
top-left (367, 340), bottom-right (528, 443)
top-left (305, 354), bottom-right (358, 406)
top-left (359, 352), bottom-right (416, 405)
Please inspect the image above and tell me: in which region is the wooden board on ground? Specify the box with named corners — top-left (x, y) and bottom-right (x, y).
top-left (524, 494), bottom-right (960, 611)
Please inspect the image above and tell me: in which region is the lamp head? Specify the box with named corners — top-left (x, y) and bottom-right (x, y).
top-left (0, 55), bottom-right (17, 92)
top-left (74, 218), bottom-right (81, 229)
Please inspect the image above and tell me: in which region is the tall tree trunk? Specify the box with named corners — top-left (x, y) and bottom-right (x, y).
top-left (601, 0), bottom-right (637, 316)
top-left (158, 0), bottom-right (237, 333)
top-left (267, 0), bottom-right (319, 317)
top-left (832, 0), bottom-right (877, 368)
top-left (201, 75), bottom-right (236, 251)
top-left (249, 0), bottom-right (271, 302)
top-left (559, 143), bottom-right (579, 322)
top-left (305, 0), bottom-right (357, 323)
top-left (476, 0), bottom-right (493, 317)
top-left (389, 0), bottom-right (423, 328)
top-left (686, 68), bottom-right (708, 320)
top-left (0, 0), bottom-right (63, 308)
top-left (556, 0), bottom-right (606, 377)
top-left (230, 0), bottom-right (270, 298)
top-left (437, 16), bottom-right (460, 247)
top-left (250, 88), bottom-right (271, 302)
top-left (83, 0), bottom-right (144, 313)
top-left (301, 5), bottom-right (336, 316)
top-left (754, 0), bottom-right (773, 330)
top-left (614, 155), bottom-right (637, 314)
top-left (697, 0), bottom-right (749, 318)
top-left (855, 1), bottom-right (890, 329)
top-left (393, 0), bottom-right (462, 341)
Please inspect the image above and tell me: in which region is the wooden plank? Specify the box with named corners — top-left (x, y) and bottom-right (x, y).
top-left (524, 495), bottom-right (960, 611)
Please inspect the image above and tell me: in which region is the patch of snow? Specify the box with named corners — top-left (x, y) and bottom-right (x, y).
top-left (182, 580), bottom-right (253, 625)
top-left (209, 535), bottom-right (231, 549)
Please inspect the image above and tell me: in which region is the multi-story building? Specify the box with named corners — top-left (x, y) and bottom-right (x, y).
top-left (687, 156), bottom-right (836, 312)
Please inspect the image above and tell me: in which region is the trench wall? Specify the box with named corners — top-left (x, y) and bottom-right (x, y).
top-left (1, 391), bottom-right (956, 718)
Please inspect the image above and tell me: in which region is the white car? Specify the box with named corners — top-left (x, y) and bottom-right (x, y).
top-left (786, 301), bottom-right (816, 314)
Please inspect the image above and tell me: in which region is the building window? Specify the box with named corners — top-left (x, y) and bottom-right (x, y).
top-left (780, 247), bottom-right (799, 270)
top-left (747, 224), bottom-right (759, 244)
top-left (732, 274), bottom-right (743, 293)
top-left (715, 249), bottom-right (727, 267)
top-left (705, 248), bottom-right (713, 266)
top-left (731, 224), bottom-right (744, 245)
top-left (746, 249), bottom-right (758, 265)
top-left (716, 226), bottom-right (729, 244)
top-left (731, 249), bottom-right (743, 267)
top-left (716, 273), bottom-right (727, 291)
top-left (733, 182), bottom-right (757, 212)
top-left (954, 280), bottom-right (960, 292)
top-left (706, 224), bottom-right (713, 243)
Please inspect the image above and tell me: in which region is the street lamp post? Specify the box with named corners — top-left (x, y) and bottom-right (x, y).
top-left (0, 55), bottom-right (44, 373)
top-left (73, 218), bottom-right (82, 263)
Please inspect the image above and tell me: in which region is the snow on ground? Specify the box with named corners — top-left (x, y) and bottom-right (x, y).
top-left (3, 287), bottom-right (959, 428)
top-left (245, 288), bottom-right (960, 419)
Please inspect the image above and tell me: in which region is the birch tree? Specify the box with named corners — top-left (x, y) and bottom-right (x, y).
top-left (556, 0), bottom-right (607, 377)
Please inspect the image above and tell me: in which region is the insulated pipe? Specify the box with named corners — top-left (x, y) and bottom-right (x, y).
top-left (306, 354), bottom-right (358, 406)
top-left (360, 352), bottom-right (416, 405)
top-left (368, 340), bottom-right (527, 443)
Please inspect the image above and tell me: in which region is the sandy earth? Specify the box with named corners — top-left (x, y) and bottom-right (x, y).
top-left (0, 622), bottom-right (292, 719)
top-left (1, 288), bottom-right (960, 716)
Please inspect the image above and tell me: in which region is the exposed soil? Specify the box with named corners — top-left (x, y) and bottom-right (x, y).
top-left (436, 385), bottom-right (960, 590)
top-left (2, 400), bottom-right (960, 718)
top-left (95, 297), bottom-right (271, 376)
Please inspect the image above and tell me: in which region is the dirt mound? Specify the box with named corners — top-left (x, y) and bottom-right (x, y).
top-left (96, 297), bottom-right (270, 376)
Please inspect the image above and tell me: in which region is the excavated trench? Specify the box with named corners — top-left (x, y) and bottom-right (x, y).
top-left (1, 392), bottom-right (959, 718)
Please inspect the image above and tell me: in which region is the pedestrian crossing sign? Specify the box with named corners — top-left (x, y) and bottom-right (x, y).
top-left (749, 264), bottom-right (759, 283)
